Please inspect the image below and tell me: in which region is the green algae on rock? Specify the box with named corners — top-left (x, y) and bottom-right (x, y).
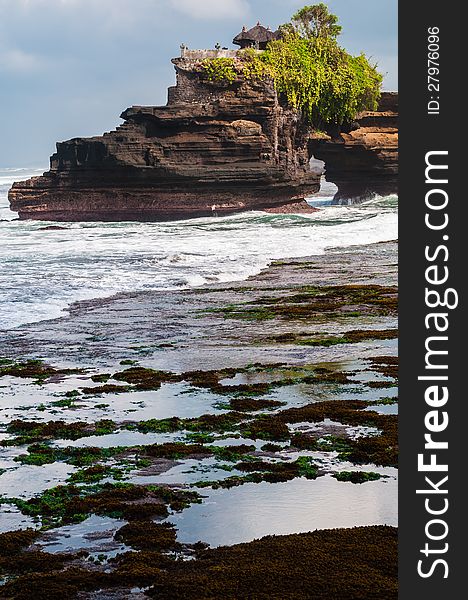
top-left (14, 444), bottom-right (124, 467)
top-left (3, 419), bottom-right (116, 446)
top-left (0, 359), bottom-right (83, 380)
top-left (67, 465), bottom-right (125, 484)
top-left (204, 284), bottom-right (398, 321)
top-left (1, 483), bottom-right (201, 529)
top-left (295, 328), bottom-right (398, 347)
top-left (333, 471), bottom-right (384, 484)
top-left (195, 456), bottom-right (319, 489)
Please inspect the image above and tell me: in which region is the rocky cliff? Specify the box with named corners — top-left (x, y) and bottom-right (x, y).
top-left (310, 92), bottom-right (398, 203)
top-left (9, 53), bottom-right (398, 221)
top-left (9, 54), bottom-right (320, 221)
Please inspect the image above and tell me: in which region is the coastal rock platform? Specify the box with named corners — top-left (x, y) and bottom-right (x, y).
top-left (0, 241), bottom-right (398, 598)
top-left (1, 241), bottom-right (397, 368)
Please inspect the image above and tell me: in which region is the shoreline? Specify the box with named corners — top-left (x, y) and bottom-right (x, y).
top-left (0, 240), bottom-right (398, 598)
top-left (0, 183), bottom-right (397, 332)
top-left (53, 237), bottom-right (398, 327)
top-left (0, 237), bottom-right (397, 356)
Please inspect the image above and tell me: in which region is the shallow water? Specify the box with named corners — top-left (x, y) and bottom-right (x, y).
top-left (0, 377), bottom-right (228, 425)
top-left (130, 457), bottom-right (243, 486)
top-left (365, 403), bottom-right (398, 415)
top-left (288, 419), bottom-right (381, 440)
top-left (169, 473), bottom-right (397, 547)
top-left (0, 462), bottom-right (76, 498)
top-left (0, 352), bottom-right (397, 428)
top-left (37, 515), bottom-right (127, 557)
top-left (52, 430), bottom-right (179, 449)
top-left (0, 505), bottom-right (38, 533)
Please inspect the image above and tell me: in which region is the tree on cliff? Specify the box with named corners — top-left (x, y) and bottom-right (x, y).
top-left (202, 4), bottom-right (382, 128)
top-left (263, 4), bottom-right (382, 126)
top-left (290, 3), bottom-right (342, 39)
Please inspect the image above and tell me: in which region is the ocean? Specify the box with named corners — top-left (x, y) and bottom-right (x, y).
top-left (0, 167), bottom-right (398, 330)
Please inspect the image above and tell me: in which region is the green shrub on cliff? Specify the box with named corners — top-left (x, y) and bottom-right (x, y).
top-left (201, 57), bottom-right (237, 84)
top-left (201, 4), bottom-right (382, 127)
top-left (261, 34), bottom-right (382, 126)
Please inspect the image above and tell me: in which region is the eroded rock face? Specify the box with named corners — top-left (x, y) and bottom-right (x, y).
top-left (9, 57), bottom-right (321, 221)
top-left (9, 56), bottom-right (398, 221)
top-left (309, 92), bottom-right (398, 203)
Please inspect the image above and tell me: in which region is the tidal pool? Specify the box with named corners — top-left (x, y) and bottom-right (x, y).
top-left (130, 457), bottom-right (243, 486)
top-left (0, 462), bottom-right (75, 498)
top-left (168, 474), bottom-right (397, 547)
top-left (268, 380), bottom-right (396, 408)
top-left (52, 430), bottom-right (181, 449)
top-left (365, 403), bottom-right (398, 415)
top-left (0, 378), bottom-right (228, 424)
top-left (0, 505), bottom-right (38, 533)
top-left (38, 515), bottom-right (127, 557)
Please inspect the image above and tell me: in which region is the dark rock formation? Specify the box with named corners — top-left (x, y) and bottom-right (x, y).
top-left (309, 92), bottom-right (398, 203)
top-left (9, 53), bottom-right (398, 221)
top-left (9, 54), bottom-right (320, 222)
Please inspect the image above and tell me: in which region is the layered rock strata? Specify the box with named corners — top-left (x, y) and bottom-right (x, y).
top-left (310, 92), bottom-right (398, 203)
top-left (9, 54), bottom-right (398, 221)
top-left (9, 56), bottom-right (320, 221)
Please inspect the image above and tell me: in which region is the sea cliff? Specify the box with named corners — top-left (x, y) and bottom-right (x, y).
top-left (9, 50), bottom-right (398, 221)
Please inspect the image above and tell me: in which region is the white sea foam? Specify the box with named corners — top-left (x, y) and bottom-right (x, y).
top-left (0, 167), bottom-right (45, 187)
top-left (0, 168), bottom-right (397, 330)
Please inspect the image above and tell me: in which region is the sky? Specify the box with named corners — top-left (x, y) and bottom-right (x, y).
top-left (0, 0), bottom-right (397, 167)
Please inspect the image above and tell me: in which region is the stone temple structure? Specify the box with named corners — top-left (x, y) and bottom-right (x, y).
top-left (233, 23), bottom-right (281, 50)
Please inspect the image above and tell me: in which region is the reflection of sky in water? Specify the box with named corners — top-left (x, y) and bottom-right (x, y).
top-left (38, 515), bottom-right (127, 557)
top-left (0, 462), bottom-right (75, 498)
top-left (269, 380), bottom-right (397, 408)
top-left (52, 430), bottom-right (180, 449)
top-left (0, 445), bottom-right (24, 470)
top-left (169, 475), bottom-right (397, 547)
top-left (210, 437), bottom-right (276, 449)
top-left (0, 505), bottom-right (38, 533)
top-left (130, 457), bottom-right (243, 486)
top-left (0, 378), bottom-right (227, 424)
top-left (0, 355), bottom-right (397, 433)
top-left (365, 403), bottom-right (398, 415)
top-left (0, 360), bottom-right (398, 535)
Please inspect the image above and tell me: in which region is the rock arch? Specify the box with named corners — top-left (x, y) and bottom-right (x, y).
top-left (308, 92), bottom-right (398, 203)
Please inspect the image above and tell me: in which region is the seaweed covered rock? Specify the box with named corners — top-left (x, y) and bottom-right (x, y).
top-left (148, 526), bottom-right (398, 599)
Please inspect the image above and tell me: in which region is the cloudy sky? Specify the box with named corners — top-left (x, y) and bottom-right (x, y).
top-left (0, 0), bottom-right (397, 167)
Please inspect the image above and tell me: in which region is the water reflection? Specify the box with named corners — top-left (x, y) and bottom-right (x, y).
top-left (169, 474), bottom-right (397, 547)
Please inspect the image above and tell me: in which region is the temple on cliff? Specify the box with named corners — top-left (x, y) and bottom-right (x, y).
top-left (233, 23), bottom-right (280, 50)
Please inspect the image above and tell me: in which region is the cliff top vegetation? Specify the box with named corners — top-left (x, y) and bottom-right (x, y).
top-left (201, 4), bottom-right (382, 128)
